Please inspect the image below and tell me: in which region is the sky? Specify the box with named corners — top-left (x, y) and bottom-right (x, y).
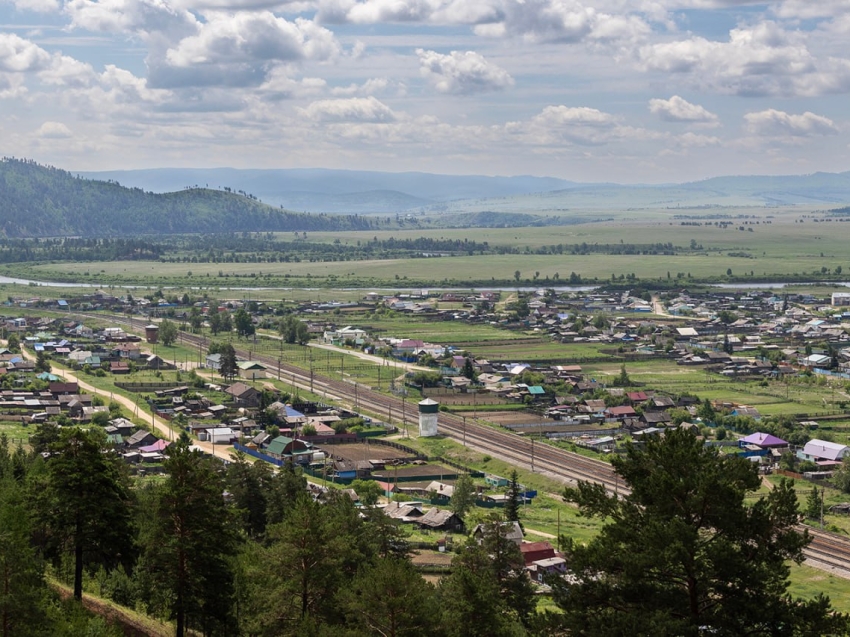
top-left (2, 0), bottom-right (850, 183)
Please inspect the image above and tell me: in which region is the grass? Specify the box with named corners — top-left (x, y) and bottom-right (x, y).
top-left (789, 564), bottom-right (850, 612)
top-left (10, 205), bottom-right (850, 287)
top-left (50, 578), bottom-right (176, 637)
top-left (0, 421), bottom-right (34, 447)
top-left (398, 433), bottom-right (605, 543)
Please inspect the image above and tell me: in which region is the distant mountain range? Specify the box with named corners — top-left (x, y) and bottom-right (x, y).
top-left (81, 167), bottom-right (576, 213)
top-left (0, 159), bottom-right (375, 237)
top-left (81, 166), bottom-right (850, 213)
top-left (5, 158), bottom-right (850, 239)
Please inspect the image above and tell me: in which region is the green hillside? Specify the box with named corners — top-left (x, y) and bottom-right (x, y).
top-left (0, 158), bottom-right (375, 237)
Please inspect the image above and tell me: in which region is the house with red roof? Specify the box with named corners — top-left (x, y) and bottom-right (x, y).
top-left (519, 541), bottom-right (557, 566)
top-left (606, 405), bottom-right (637, 419)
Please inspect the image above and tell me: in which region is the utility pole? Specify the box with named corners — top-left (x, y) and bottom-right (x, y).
top-left (531, 436), bottom-right (534, 473)
top-left (462, 415), bottom-right (466, 448)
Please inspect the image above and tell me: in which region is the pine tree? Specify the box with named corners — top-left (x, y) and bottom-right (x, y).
top-left (43, 428), bottom-right (134, 601)
top-left (219, 343), bottom-right (238, 381)
top-left (451, 472), bottom-right (476, 520)
top-left (553, 427), bottom-right (849, 635)
top-left (462, 357), bottom-right (476, 380)
top-left (226, 451), bottom-right (270, 538)
top-left (0, 479), bottom-right (47, 636)
top-left (234, 308), bottom-right (255, 338)
top-left (440, 520), bottom-right (533, 636)
top-left (805, 486), bottom-right (824, 523)
top-left (257, 494), bottom-right (371, 631)
top-left (504, 470), bottom-right (522, 527)
top-left (137, 440), bottom-right (237, 637)
top-left (338, 558), bottom-right (439, 637)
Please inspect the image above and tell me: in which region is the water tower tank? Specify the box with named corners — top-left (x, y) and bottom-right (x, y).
top-left (418, 398), bottom-right (439, 437)
top-left (145, 324), bottom-right (159, 344)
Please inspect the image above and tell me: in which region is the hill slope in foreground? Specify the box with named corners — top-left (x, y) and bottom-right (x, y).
top-left (0, 159), bottom-right (374, 237)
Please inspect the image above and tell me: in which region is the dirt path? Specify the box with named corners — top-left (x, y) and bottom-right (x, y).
top-left (51, 580), bottom-right (172, 637)
top-left (18, 347), bottom-right (233, 461)
top-left (651, 295), bottom-right (708, 322)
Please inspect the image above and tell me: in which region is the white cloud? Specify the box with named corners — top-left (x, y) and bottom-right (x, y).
top-left (165, 14), bottom-right (336, 67)
top-left (38, 55), bottom-right (97, 87)
top-left (417, 49), bottom-right (513, 94)
top-left (649, 95), bottom-right (718, 125)
top-left (0, 72), bottom-right (27, 99)
top-left (318, 0), bottom-right (649, 48)
top-left (65, 0), bottom-right (198, 39)
top-left (149, 13), bottom-right (339, 88)
top-left (36, 121), bottom-right (73, 138)
top-left (474, 0), bottom-right (650, 46)
top-left (300, 96), bottom-right (397, 122)
top-left (317, 0), bottom-right (500, 25)
top-left (532, 105), bottom-right (617, 127)
top-left (259, 68), bottom-right (328, 99)
top-left (509, 105), bottom-right (651, 147)
top-left (744, 109), bottom-right (839, 137)
top-left (0, 33), bottom-right (52, 73)
top-left (637, 22), bottom-right (850, 96)
top-left (330, 77), bottom-right (388, 96)
top-left (775, 0), bottom-right (850, 20)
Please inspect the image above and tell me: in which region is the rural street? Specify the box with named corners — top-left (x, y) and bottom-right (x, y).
top-left (17, 346), bottom-right (235, 462)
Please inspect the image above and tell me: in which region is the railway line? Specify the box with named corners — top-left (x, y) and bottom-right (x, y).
top-left (101, 314), bottom-right (847, 573)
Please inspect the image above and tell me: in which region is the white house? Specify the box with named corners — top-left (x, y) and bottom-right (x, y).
top-left (799, 439), bottom-right (850, 464)
top-left (323, 326), bottom-right (368, 344)
top-left (206, 427), bottom-right (236, 445)
top-left (832, 292), bottom-right (850, 307)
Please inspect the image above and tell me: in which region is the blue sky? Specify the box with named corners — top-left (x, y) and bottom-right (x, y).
top-left (1, 0), bottom-right (849, 182)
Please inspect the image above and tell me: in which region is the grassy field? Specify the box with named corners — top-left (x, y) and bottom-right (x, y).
top-left (16, 250), bottom-right (850, 285)
top-left (0, 420), bottom-right (34, 448)
top-left (8, 205), bottom-right (850, 287)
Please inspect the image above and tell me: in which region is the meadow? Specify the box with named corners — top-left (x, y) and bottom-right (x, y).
top-left (6, 204), bottom-right (850, 288)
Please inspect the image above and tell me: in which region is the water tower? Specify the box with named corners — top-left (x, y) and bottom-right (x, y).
top-left (145, 324), bottom-right (159, 344)
top-left (418, 398), bottom-right (439, 437)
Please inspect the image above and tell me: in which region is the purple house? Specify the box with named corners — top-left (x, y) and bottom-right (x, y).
top-left (739, 432), bottom-right (788, 449)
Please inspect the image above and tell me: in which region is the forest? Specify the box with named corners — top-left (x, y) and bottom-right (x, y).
top-left (2, 426), bottom-right (847, 637)
top-left (0, 159), bottom-right (376, 237)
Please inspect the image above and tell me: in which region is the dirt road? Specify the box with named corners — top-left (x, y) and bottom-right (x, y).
top-left (18, 347), bottom-right (233, 461)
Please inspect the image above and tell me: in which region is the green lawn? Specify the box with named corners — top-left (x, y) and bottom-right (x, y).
top-left (0, 421), bottom-right (34, 448)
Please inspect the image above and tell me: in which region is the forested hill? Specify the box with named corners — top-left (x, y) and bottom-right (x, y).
top-left (0, 158), bottom-right (375, 237)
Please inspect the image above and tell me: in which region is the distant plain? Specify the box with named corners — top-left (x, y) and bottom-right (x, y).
top-left (10, 204), bottom-right (850, 288)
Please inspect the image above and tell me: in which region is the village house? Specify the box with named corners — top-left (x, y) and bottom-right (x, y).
top-left (223, 381), bottom-right (260, 408)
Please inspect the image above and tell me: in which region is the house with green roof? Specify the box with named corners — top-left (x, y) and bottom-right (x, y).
top-left (266, 435), bottom-right (313, 463)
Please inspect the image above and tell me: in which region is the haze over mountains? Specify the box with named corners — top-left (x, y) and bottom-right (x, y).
top-left (82, 167), bottom-right (850, 213)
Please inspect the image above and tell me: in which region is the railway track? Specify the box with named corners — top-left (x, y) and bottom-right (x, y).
top-left (102, 315), bottom-right (849, 574)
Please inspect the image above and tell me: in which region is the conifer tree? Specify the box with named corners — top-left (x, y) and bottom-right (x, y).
top-left (553, 427), bottom-right (849, 636)
top-left (43, 428), bottom-right (134, 601)
top-left (137, 440), bottom-right (237, 637)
